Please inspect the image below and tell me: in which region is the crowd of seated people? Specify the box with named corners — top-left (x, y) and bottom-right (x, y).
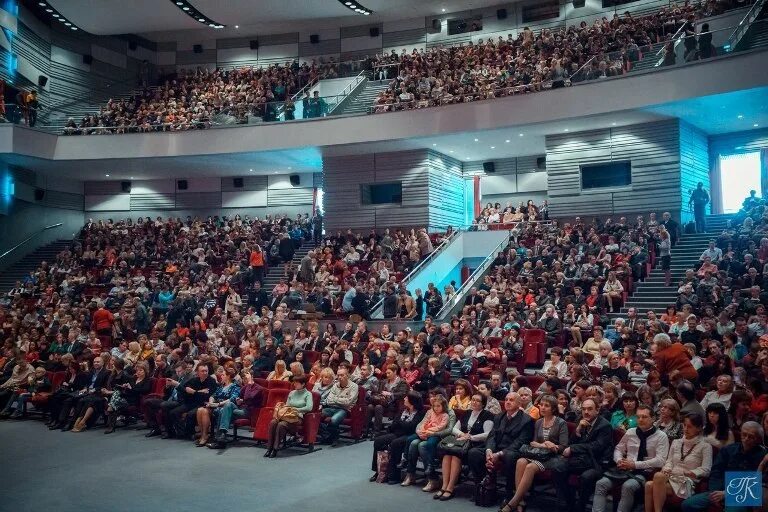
top-left (293, 227), bottom-right (443, 319)
top-left (1, 197), bottom-right (768, 510)
top-left (371, 1), bottom-right (730, 113)
top-left (63, 59), bottom-right (339, 135)
top-left (475, 200), bottom-right (550, 226)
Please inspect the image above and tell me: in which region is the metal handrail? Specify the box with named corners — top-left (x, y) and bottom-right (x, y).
top-left (434, 229), bottom-right (512, 319)
top-left (724, 0), bottom-right (766, 50)
top-left (570, 55), bottom-right (597, 80)
top-left (369, 228), bottom-right (460, 316)
top-left (0, 223), bottom-right (64, 263)
top-left (653, 21), bottom-right (689, 67)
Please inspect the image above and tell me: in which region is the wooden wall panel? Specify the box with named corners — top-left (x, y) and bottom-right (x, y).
top-left (545, 120), bottom-right (682, 218)
top-left (679, 121), bottom-right (710, 222)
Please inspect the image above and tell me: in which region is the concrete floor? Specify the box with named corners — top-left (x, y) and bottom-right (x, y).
top-left (0, 419), bottom-right (562, 512)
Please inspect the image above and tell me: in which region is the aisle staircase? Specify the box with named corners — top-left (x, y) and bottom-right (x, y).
top-left (610, 214), bottom-right (735, 317)
top-left (262, 243), bottom-right (314, 290)
top-left (0, 239), bottom-right (72, 293)
top-left (336, 80), bottom-right (391, 115)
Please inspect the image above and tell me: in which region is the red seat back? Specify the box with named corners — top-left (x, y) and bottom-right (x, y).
top-left (304, 350), bottom-right (321, 366)
top-left (151, 377), bottom-right (166, 395)
top-left (51, 371), bottom-right (67, 392)
top-left (267, 380), bottom-right (291, 390)
top-left (524, 328), bottom-right (546, 345)
top-left (265, 388), bottom-right (290, 408)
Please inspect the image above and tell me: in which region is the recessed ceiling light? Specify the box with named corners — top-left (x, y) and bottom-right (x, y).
top-left (288, 167), bottom-right (292, 170)
top-left (182, 6), bottom-right (190, 10)
top-left (737, 114), bottom-right (744, 119)
top-left (490, 146), bottom-right (495, 149)
top-left (198, 17), bottom-right (205, 21)
top-left (442, 8), bottom-right (446, 12)
top-left (235, 25), bottom-right (239, 28)
top-left (518, 133), bottom-right (524, 137)
top-left (449, 150), bottom-right (454, 153)
top-left (176, 1), bottom-right (184, 5)
top-left (505, 139), bottom-right (510, 143)
top-left (105, 174), bottom-right (110, 177)
top-left (52, 13), bottom-right (59, 17)
top-left (65, 22), bottom-right (71, 26)
top-left (465, 157), bottom-right (471, 160)
top-left (130, 177), bottom-right (134, 179)
top-left (71, 27), bottom-right (78, 30)
top-left (611, 122), bottom-right (617, 126)
top-left (432, 143), bottom-right (437, 146)
top-left (754, 123), bottom-right (759, 127)
top-left (38, 2), bottom-right (46, 6)
top-left (474, 138), bottom-right (479, 142)
top-left (58, 18), bottom-right (66, 22)
top-left (45, 8), bottom-right (52, 12)
top-left (564, 128), bottom-right (569, 132)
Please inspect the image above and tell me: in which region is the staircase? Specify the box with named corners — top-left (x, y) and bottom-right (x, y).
top-left (610, 214), bottom-right (736, 317)
top-left (627, 42), bottom-right (667, 73)
top-left (736, 16), bottom-right (768, 52)
top-left (262, 243), bottom-right (315, 290)
top-left (0, 239), bottom-right (72, 294)
top-left (336, 80), bottom-right (391, 115)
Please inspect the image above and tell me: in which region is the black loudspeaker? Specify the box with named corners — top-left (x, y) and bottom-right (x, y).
top-left (128, 41), bottom-right (138, 51)
top-left (536, 157), bottom-right (547, 170)
top-left (249, 39), bottom-right (259, 50)
top-left (233, 177), bottom-right (244, 188)
top-left (497, 8), bottom-right (508, 20)
top-left (369, 27), bottom-right (379, 37)
top-left (483, 162), bottom-right (495, 174)
top-left (432, 19), bottom-right (441, 31)
top-left (177, 179), bottom-right (188, 190)
top-left (38, 75), bottom-right (48, 87)
top-left (193, 44), bottom-right (203, 54)
top-left (573, 0), bottom-right (586, 8)
top-left (34, 188), bottom-right (45, 201)
top-left (309, 34), bottom-right (319, 44)
top-left (83, 54), bottom-right (93, 65)
top-left (289, 174), bottom-right (300, 187)
top-left (120, 181), bottom-right (131, 193)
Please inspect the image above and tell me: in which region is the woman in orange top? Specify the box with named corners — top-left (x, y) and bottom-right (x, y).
top-left (249, 244), bottom-right (265, 284)
top-left (652, 333), bottom-right (698, 382)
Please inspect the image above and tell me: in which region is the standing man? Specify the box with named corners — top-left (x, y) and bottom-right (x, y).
top-left (689, 182), bottom-right (710, 233)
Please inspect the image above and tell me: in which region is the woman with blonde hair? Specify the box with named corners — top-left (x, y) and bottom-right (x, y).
top-left (289, 361), bottom-right (305, 378)
top-left (124, 341), bottom-right (141, 366)
top-left (267, 359), bottom-right (292, 381)
top-left (655, 398), bottom-right (683, 440)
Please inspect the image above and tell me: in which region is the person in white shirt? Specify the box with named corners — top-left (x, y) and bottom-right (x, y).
top-left (698, 241), bottom-right (722, 263)
top-left (540, 347), bottom-right (568, 379)
top-left (592, 405), bottom-right (670, 512)
top-left (699, 374), bottom-right (733, 410)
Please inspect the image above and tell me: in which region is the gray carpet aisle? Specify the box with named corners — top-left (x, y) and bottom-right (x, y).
top-left (0, 421), bottom-right (560, 512)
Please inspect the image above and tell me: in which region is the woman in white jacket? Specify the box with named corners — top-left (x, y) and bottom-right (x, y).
top-left (643, 412), bottom-right (712, 512)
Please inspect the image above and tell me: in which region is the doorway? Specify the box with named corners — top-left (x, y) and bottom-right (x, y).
top-left (719, 152), bottom-right (762, 213)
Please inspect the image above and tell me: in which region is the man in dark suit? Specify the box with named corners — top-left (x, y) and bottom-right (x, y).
top-left (468, 391), bottom-right (534, 499)
top-left (55, 354), bottom-right (110, 430)
top-left (248, 281), bottom-right (270, 311)
top-left (550, 398), bottom-right (614, 512)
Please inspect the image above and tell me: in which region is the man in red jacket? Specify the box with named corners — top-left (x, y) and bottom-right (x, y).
top-left (92, 306), bottom-right (115, 336)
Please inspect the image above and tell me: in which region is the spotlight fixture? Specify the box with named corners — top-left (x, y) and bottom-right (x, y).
top-left (105, 174), bottom-right (110, 177)
top-left (38, 2), bottom-right (46, 5)
top-left (169, 0), bottom-right (226, 28)
top-left (337, 0), bottom-right (373, 15)
top-left (505, 139), bottom-right (510, 143)
top-left (737, 114), bottom-right (744, 119)
top-left (474, 138), bottom-right (479, 142)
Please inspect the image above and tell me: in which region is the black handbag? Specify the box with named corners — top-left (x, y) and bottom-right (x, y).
top-left (438, 435), bottom-right (470, 458)
top-left (519, 444), bottom-right (555, 462)
top-left (473, 475), bottom-right (497, 507)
